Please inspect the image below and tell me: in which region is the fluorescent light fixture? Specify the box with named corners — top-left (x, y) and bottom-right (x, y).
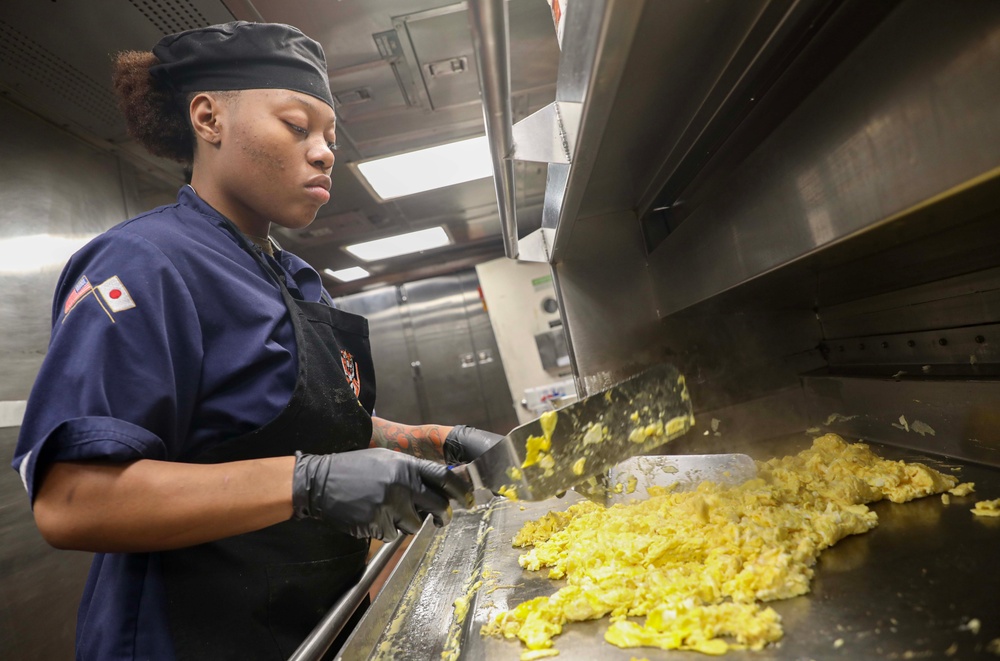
top-left (0, 234), bottom-right (93, 274)
top-left (345, 226), bottom-right (451, 262)
top-left (356, 136), bottom-right (493, 199)
top-left (323, 266), bottom-right (370, 282)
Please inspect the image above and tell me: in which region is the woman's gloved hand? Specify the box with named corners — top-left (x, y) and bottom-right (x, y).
top-left (292, 448), bottom-right (471, 541)
top-left (444, 425), bottom-right (504, 464)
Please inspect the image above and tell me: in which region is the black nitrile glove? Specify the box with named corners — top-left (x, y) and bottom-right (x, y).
top-left (292, 448), bottom-right (471, 541)
top-left (444, 425), bottom-right (504, 464)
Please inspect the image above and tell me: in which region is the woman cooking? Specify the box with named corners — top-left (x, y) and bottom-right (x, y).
top-left (11, 21), bottom-right (501, 661)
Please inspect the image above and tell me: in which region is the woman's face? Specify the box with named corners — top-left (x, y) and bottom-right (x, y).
top-left (210, 89), bottom-right (337, 232)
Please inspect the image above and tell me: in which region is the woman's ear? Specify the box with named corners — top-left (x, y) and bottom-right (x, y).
top-left (189, 93), bottom-right (223, 146)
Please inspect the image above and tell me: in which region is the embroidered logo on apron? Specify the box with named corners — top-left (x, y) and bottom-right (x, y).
top-left (340, 349), bottom-right (361, 397)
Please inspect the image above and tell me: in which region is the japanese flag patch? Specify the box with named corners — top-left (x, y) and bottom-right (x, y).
top-left (96, 276), bottom-right (136, 313)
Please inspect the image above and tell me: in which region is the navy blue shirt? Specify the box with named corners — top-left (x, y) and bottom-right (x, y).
top-left (13, 186), bottom-right (330, 660)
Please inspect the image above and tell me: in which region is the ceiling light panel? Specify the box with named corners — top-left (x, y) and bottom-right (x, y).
top-left (345, 227), bottom-right (451, 262)
top-left (323, 267), bottom-right (370, 282)
top-left (355, 136), bottom-right (493, 200)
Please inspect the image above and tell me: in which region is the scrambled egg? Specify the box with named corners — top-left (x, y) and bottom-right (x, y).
top-left (523, 411), bottom-right (558, 469)
top-left (523, 434), bottom-right (552, 469)
top-left (498, 485), bottom-right (520, 501)
top-left (949, 482), bottom-right (975, 496)
top-left (483, 434), bottom-right (957, 655)
top-left (583, 423), bottom-right (607, 445)
top-left (972, 498), bottom-right (1000, 517)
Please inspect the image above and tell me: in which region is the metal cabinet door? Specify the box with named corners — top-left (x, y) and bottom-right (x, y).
top-left (398, 275), bottom-right (490, 429)
top-left (455, 270), bottom-right (519, 434)
top-left (399, 273), bottom-right (518, 433)
top-left (337, 272), bottom-right (517, 433)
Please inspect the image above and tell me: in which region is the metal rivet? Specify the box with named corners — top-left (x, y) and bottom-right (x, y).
top-left (881, 342), bottom-right (889, 349)
top-left (938, 338), bottom-right (948, 346)
top-left (975, 335), bottom-right (986, 344)
top-left (907, 340), bottom-right (916, 348)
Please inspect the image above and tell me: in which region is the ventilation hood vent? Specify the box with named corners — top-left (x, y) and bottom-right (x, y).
top-left (128, 0), bottom-right (213, 34)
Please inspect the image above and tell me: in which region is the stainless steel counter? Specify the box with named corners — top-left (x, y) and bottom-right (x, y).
top-left (338, 435), bottom-right (1000, 660)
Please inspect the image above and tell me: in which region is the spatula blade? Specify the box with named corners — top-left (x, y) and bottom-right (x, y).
top-left (462, 363), bottom-right (695, 502)
top-left (575, 453), bottom-right (758, 506)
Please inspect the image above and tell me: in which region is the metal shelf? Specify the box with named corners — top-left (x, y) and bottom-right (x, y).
top-left (471, 0), bottom-right (850, 264)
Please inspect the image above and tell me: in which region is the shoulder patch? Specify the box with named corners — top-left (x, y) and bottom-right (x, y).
top-left (63, 275), bottom-right (93, 315)
top-left (96, 276), bottom-right (137, 313)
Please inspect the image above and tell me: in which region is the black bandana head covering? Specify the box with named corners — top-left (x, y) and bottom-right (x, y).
top-left (149, 21), bottom-right (334, 109)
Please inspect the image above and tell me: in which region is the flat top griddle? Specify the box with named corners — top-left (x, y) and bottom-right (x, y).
top-left (338, 435), bottom-right (1000, 660)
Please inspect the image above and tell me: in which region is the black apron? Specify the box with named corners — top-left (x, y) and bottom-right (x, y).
top-left (159, 232), bottom-right (377, 661)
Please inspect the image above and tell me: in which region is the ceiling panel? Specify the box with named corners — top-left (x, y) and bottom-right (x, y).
top-left (0, 0), bottom-right (232, 147)
top-left (328, 60), bottom-right (409, 125)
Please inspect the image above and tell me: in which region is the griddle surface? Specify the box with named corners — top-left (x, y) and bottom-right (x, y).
top-left (341, 436), bottom-right (1000, 660)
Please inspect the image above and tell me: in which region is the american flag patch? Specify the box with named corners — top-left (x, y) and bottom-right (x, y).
top-left (64, 275), bottom-right (93, 315)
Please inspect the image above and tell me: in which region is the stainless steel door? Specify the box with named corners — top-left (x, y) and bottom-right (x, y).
top-left (336, 271), bottom-right (517, 434)
top-left (455, 270), bottom-right (518, 433)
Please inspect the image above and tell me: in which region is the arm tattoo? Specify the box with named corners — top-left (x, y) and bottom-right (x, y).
top-left (370, 418), bottom-right (447, 461)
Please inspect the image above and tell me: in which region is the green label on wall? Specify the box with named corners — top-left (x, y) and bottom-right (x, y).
top-left (531, 274), bottom-right (553, 290)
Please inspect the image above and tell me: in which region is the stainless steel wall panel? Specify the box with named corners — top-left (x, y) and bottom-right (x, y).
top-left (649, 0), bottom-right (1000, 316)
top-left (0, 98), bottom-right (140, 400)
top-left (819, 265), bottom-right (1000, 340)
top-left (0, 427), bottom-right (93, 660)
top-left (659, 305), bottom-right (824, 418)
top-left (662, 387), bottom-right (810, 457)
top-left (803, 374), bottom-right (1000, 468)
top-left (809, 191), bottom-right (1000, 309)
top-left (0, 96), bottom-right (145, 660)
top-left (551, 210), bottom-right (663, 397)
top-left (552, 206), bottom-right (825, 416)
top-left (532, 0), bottom-right (862, 263)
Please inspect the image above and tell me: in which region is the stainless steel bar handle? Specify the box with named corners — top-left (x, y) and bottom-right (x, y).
top-left (287, 533), bottom-right (407, 661)
top-left (467, 0), bottom-right (519, 259)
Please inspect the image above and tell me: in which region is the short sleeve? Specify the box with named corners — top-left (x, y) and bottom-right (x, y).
top-left (12, 230), bottom-right (204, 503)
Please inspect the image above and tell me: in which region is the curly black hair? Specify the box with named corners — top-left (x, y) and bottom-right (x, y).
top-left (112, 51), bottom-right (240, 163)
top-left (111, 51), bottom-right (194, 163)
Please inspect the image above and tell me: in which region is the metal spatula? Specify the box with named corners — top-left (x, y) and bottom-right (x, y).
top-left (454, 363), bottom-right (695, 502)
top-left (574, 453), bottom-right (758, 506)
